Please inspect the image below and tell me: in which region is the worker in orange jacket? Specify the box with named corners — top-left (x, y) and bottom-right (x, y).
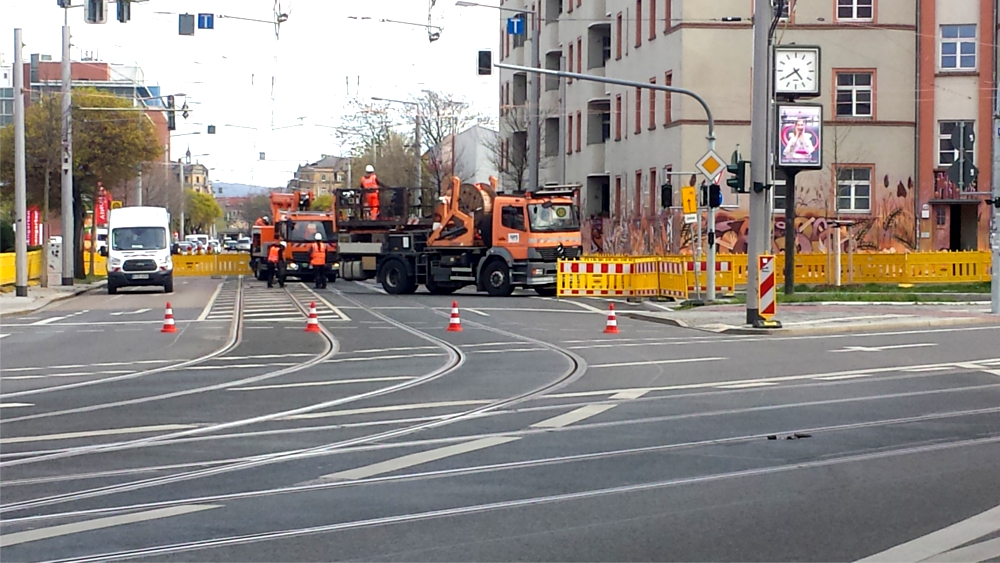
top-left (310, 233), bottom-right (329, 289)
top-left (360, 165), bottom-right (389, 220)
top-left (265, 239), bottom-right (286, 288)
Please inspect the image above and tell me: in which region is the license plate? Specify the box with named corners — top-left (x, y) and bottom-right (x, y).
top-left (130, 274), bottom-right (149, 280)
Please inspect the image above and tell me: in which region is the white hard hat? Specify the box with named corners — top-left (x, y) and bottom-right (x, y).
top-left (279, 240), bottom-right (287, 247)
top-left (365, 165), bottom-right (375, 173)
top-left (314, 232), bottom-right (323, 241)
top-left (263, 216), bottom-right (269, 222)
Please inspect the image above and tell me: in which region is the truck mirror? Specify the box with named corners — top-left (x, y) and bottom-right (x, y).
top-left (99, 246), bottom-right (108, 257)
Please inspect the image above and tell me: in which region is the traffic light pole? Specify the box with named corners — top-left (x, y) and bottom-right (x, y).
top-left (747, 0), bottom-right (773, 324)
top-left (783, 168), bottom-right (798, 295)
top-left (13, 29), bottom-right (28, 297)
top-left (61, 20), bottom-right (75, 286)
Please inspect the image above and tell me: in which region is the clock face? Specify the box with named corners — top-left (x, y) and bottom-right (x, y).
top-left (775, 48), bottom-right (819, 95)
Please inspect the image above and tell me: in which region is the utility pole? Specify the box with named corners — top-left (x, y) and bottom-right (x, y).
top-left (784, 169), bottom-right (799, 295)
top-left (414, 111), bottom-right (422, 188)
top-left (61, 18), bottom-right (75, 286)
top-left (527, 8), bottom-right (540, 192)
top-left (747, 0), bottom-right (773, 324)
top-left (13, 29), bottom-right (28, 297)
top-left (136, 165), bottom-right (143, 206)
top-left (992, 4), bottom-right (1000, 315)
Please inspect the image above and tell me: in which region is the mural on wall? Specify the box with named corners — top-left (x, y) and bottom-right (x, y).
top-left (583, 172), bottom-right (920, 255)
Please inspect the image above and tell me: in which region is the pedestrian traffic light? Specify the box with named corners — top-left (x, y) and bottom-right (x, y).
top-left (207, 125), bottom-right (216, 134)
top-left (708, 184), bottom-right (723, 208)
top-left (477, 50), bottom-right (493, 76)
top-left (117, 0), bottom-right (131, 22)
top-left (166, 95), bottom-right (176, 131)
top-left (84, 0), bottom-right (107, 24)
top-left (726, 160), bottom-right (750, 193)
top-left (660, 183), bottom-right (673, 208)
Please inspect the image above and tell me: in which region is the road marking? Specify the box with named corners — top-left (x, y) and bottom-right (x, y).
top-left (471, 348), bottom-right (547, 354)
top-left (354, 281), bottom-right (387, 294)
top-left (198, 281), bottom-right (225, 321)
top-left (181, 363), bottom-right (298, 371)
top-left (4, 370), bottom-right (135, 380)
top-left (611, 389), bottom-right (650, 399)
top-left (462, 342), bottom-right (526, 348)
top-left (924, 537), bottom-right (1000, 563)
top-left (784, 314), bottom-right (914, 327)
top-left (317, 437), bottom-right (519, 481)
top-left (855, 504), bottom-right (1000, 563)
top-left (0, 504), bottom-right (222, 547)
top-left (0, 334), bottom-right (9, 339)
top-left (29, 315), bottom-right (69, 326)
top-left (465, 308), bottom-right (489, 317)
top-left (591, 357), bottom-right (727, 369)
top-left (304, 290), bottom-right (352, 321)
top-left (531, 404), bottom-right (617, 428)
top-left (560, 300), bottom-right (609, 314)
top-left (110, 308), bottom-right (151, 317)
top-left (282, 399), bottom-right (493, 420)
top-left (0, 424), bottom-right (197, 445)
top-left (323, 353), bottom-right (445, 364)
top-left (231, 376), bottom-right (416, 391)
top-left (717, 381), bottom-right (780, 389)
top-left (832, 343), bottom-right (937, 353)
top-left (0, 403), bottom-right (33, 408)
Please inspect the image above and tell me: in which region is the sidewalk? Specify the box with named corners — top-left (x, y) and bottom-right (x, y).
top-left (628, 301), bottom-right (999, 335)
top-left (0, 280), bottom-right (107, 318)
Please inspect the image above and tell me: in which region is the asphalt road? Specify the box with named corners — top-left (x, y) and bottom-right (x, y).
top-left (1, 276), bottom-right (999, 562)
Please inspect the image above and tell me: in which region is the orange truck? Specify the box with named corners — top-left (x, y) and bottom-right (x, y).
top-left (249, 191), bottom-right (338, 283)
top-left (337, 177), bottom-right (582, 296)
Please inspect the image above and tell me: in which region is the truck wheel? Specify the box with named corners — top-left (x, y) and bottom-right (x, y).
top-left (426, 277), bottom-right (461, 295)
top-left (107, 282), bottom-right (118, 295)
top-left (380, 259), bottom-right (415, 295)
top-left (164, 277), bottom-right (174, 294)
top-left (534, 286), bottom-right (557, 297)
top-left (481, 260), bottom-right (514, 297)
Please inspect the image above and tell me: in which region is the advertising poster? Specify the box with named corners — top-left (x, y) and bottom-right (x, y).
top-left (777, 104), bottom-right (823, 169)
top-left (95, 183), bottom-right (110, 226)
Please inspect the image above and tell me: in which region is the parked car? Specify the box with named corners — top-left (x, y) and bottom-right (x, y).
top-left (236, 237), bottom-right (252, 252)
top-left (171, 241), bottom-right (195, 255)
top-left (223, 239), bottom-right (238, 251)
top-left (207, 240), bottom-right (222, 254)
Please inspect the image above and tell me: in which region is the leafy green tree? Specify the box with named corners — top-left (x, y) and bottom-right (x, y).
top-left (0, 88), bottom-right (161, 277)
top-left (185, 189), bottom-right (222, 233)
top-left (310, 194), bottom-right (333, 211)
top-left (241, 194), bottom-right (272, 223)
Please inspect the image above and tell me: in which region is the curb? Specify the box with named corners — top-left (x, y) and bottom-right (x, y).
top-left (0, 281), bottom-right (106, 318)
top-left (624, 311), bottom-right (999, 336)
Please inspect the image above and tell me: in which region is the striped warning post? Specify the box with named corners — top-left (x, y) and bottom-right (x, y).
top-left (758, 255), bottom-right (777, 319)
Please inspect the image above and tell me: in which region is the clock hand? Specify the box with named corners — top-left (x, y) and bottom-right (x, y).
top-left (792, 69), bottom-right (804, 80)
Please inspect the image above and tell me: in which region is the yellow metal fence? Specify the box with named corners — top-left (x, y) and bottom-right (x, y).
top-left (558, 251), bottom-right (992, 300)
top-left (0, 250), bottom-right (43, 285)
top-left (1, 252), bottom-right (252, 285)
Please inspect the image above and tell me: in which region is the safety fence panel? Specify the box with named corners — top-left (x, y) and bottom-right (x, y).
top-left (685, 260), bottom-right (737, 296)
top-left (658, 258), bottom-right (688, 300)
top-left (0, 250), bottom-right (43, 285)
top-left (632, 258), bottom-right (661, 297)
top-left (172, 254), bottom-right (253, 277)
top-left (904, 251), bottom-right (991, 283)
top-left (557, 260), bottom-right (634, 297)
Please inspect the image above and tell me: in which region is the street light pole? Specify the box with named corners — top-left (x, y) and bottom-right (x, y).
top-left (747, 0), bottom-right (773, 324)
top-left (61, 16), bottom-right (75, 286)
top-left (13, 29), bottom-right (28, 297)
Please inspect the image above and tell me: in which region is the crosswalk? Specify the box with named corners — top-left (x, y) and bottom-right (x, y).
top-left (203, 279), bottom-right (349, 323)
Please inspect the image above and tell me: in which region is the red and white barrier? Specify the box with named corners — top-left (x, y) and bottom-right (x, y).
top-left (758, 255), bottom-right (776, 319)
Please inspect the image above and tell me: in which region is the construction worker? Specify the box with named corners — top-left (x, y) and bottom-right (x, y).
top-left (310, 232), bottom-right (329, 289)
top-left (360, 165), bottom-right (389, 220)
top-left (254, 216), bottom-right (271, 227)
top-left (265, 239), bottom-right (286, 288)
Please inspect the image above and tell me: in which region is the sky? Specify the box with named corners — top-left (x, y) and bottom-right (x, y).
top-left (5, 0), bottom-right (501, 188)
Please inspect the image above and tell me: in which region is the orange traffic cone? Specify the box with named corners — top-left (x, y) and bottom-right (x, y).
top-left (603, 303), bottom-right (619, 334)
top-left (447, 300), bottom-right (462, 332)
top-left (304, 301), bottom-right (321, 333)
top-left (161, 302), bottom-right (177, 333)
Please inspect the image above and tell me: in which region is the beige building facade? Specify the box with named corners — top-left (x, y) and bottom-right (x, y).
top-left (288, 155), bottom-right (350, 199)
top-left (498, 0), bottom-right (996, 254)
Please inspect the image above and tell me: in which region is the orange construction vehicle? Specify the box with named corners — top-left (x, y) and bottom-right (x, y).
top-left (337, 177), bottom-right (582, 296)
top-left (250, 191), bottom-right (338, 283)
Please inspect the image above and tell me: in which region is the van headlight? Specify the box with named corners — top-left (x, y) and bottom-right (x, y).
top-left (110, 258), bottom-right (122, 267)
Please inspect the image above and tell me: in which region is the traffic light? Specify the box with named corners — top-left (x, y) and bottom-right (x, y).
top-left (477, 50), bottom-right (493, 75)
top-left (726, 160), bottom-right (750, 193)
top-left (181, 102), bottom-right (190, 119)
top-left (117, 0), bottom-right (131, 23)
top-left (660, 183), bottom-right (673, 208)
top-left (708, 184), bottom-right (723, 208)
top-left (166, 95), bottom-right (176, 131)
top-left (84, 0), bottom-right (107, 24)
top-left (57, 0), bottom-right (71, 8)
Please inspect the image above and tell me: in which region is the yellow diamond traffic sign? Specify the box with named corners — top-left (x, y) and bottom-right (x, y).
top-left (696, 150), bottom-right (726, 181)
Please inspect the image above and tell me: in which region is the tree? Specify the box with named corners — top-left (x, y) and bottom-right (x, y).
top-left (488, 108), bottom-right (530, 192)
top-left (184, 189), bottom-right (222, 233)
top-left (310, 194), bottom-right (333, 211)
top-left (350, 131), bottom-right (416, 187)
top-left (241, 194), bottom-right (272, 223)
top-left (336, 99), bottom-right (402, 160)
top-left (0, 87), bottom-right (162, 277)
top-left (402, 90), bottom-right (481, 193)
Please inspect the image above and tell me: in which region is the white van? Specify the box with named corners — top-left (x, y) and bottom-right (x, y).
top-left (104, 207), bottom-right (173, 294)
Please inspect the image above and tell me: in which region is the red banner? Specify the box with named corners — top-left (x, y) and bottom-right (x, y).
top-left (95, 183), bottom-right (110, 226)
top-left (26, 206), bottom-right (41, 246)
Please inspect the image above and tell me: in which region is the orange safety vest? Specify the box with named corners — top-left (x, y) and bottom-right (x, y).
top-left (267, 244), bottom-right (281, 263)
top-left (360, 175), bottom-right (379, 189)
top-left (310, 242), bottom-right (327, 266)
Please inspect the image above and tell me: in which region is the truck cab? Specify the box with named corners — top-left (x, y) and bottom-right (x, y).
top-left (103, 206), bottom-right (173, 294)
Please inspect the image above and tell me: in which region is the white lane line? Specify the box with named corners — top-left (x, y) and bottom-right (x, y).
top-left (784, 314), bottom-right (914, 327)
top-left (832, 343), bottom-right (937, 353)
top-left (0, 424), bottom-right (198, 445)
top-left (354, 281), bottom-right (387, 294)
top-left (0, 334), bottom-right (10, 339)
top-left (4, 370), bottom-right (134, 380)
top-left (231, 376), bottom-right (416, 391)
top-left (198, 281), bottom-right (225, 321)
top-left (471, 348), bottom-right (547, 354)
top-left (855, 504), bottom-right (1000, 562)
top-left (0, 504), bottom-right (222, 548)
top-left (110, 308), bottom-right (152, 317)
top-left (465, 308), bottom-right (489, 317)
top-left (591, 357), bottom-right (727, 369)
top-left (717, 381), bottom-right (781, 389)
top-left (2, 359), bottom-right (176, 373)
top-left (29, 315), bottom-right (69, 326)
top-left (560, 299), bottom-right (609, 314)
top-left (282, 400), bottom-right (493, 420)
top-left (461, 342), bottom-right (525, 348)
top-left (924, 537), bottom-right (1000, 563)
top-left (902, 366), bottom-right (952, 373)
top-left (305, 290), bottom-right (353, 322)
top-left (323, 353), bottom-right (445, 364)
top-left (611, 389), bottom-right (650, 399)
top-left (317, 437), bottom-right (519, 482)
top-left (531, 404), bottom-right (617, 428)
top-left (0, 403), bottom-right (33, 408)
top-left (181, 363), bottom-right (298, 371)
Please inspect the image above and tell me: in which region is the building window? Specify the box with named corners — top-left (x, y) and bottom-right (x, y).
top-left (663, 71), bottom-right (673, 126)
top-left (601, 110), bottom-right (611, 141)
top-left (940, 25), bottom-right (976, 69)
top-left (615, 94), bottom-right (622, 141)
top-left (649, 168), bottom-right (657, 209)
top-left (615, 176), bottom-right (622, 219)
top-left (837, 0), bottom-right (873, 21)
top-left (938, 121), bottom-right (975, 166)
top-left (576, 37), bottom-right (582, 73)
top-left (634, 170), bottom-right (642, 215)
top-left (648, 78), bottom-right (656, 129)
top-left (649, 0), bottom-right (656, 40)
top-left (576, 110), bottom-right (582, 152)
top-left (663, 0), bottom-right (671, 31)
top-left (835, 72), bottom-right (873, 118)
top-left (836, 167), bottom-right (872, 213)
top-left (634, 87), bottom-right (641, 134)
top-left (567, 114), bottom-right (574, 154)
top-left (635, 0), bottom-right (642, 48)
top-left (935, 207), bottom-right (947, 226)
top-left (616, 12), bottom-right (623, 59)
top-left (602, 34), bottom-right (612, 64)
top-left (567, 44), bottom-right (574, 82)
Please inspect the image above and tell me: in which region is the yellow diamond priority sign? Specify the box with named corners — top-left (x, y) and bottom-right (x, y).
top-left (696, 150), bottom-right (726, 181)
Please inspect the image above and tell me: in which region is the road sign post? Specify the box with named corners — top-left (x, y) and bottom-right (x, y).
top-left (696, 150), bottom-right (725, 301)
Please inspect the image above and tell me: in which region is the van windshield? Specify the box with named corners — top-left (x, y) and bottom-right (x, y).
top-left (112, 227), bottom-right (167, 251)
top-left (528, 203), bottom-right (580, 233)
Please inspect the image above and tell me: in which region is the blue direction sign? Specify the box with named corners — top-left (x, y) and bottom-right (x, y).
top-left (506, 16), bottom-right (525, 36)
top-left (197, 13), bottom-right (214, 29)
